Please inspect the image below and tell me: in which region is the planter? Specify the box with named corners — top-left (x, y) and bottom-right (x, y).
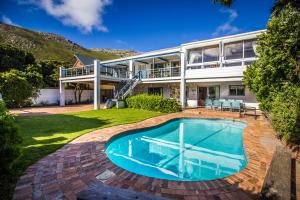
top-left (116, 100), bottom-right (125, 109)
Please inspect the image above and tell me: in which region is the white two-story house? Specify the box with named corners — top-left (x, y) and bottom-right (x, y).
top-left (59, 30), bottom-right (262, 110)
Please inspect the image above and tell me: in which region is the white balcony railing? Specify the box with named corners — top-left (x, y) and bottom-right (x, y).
top-left (137, 67), bottom-right (181, 79)
top-left (61, 65), bottom-right (129, 79)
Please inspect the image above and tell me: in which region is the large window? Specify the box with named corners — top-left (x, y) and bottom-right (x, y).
top-left (203, 46), bottom-right (219, 62)
top-left (188, 45), bottom-right (219, 64)
top-left (224, 42), bottom-right (243, 60)
top-left (224, 39), bottom-right (257, 60)
top-left (229, 85), bottom-right (245, 96)
top-left (148, 87), bottom-right (163, 96)
top-left (188, 48), bottom-right (202, 64)
top-left (244, 40), bottom-right (257, 58)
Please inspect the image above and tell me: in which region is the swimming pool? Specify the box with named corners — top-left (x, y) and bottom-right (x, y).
top-left (105, 118), bottom-right (248, 181)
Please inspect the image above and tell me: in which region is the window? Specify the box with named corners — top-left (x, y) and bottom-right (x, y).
top-left (224, 42), bottom-right (243, 60)
top-left (208, 86), bottom-right (220, 99)
top-left (224, 40), bottom-right (257, 61)
top-left (229, 85), bottom-right (245, 96)
top-left (203, 46), bottom-right (219, 62)
top-left (188, 48), bottom-right (202, 64)
top-left (148, 87), bottom-right (163, 96)
top-left (244, 40), bottom-right (257, 58)
top-left (188, 45), bottom-right (219, 64)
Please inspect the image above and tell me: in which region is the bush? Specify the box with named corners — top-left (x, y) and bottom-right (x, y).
top-left (0, 101), bottom-right (22, 199)
top-left (270, 86), bottom-right (300, 144)
top-left (125, 94), bottom-right (181, 113)
top-left (0, 70), bottom-right (34, 108)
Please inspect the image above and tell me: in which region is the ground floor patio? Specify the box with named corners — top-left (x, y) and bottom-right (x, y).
top-left (13, 109), bottom-right (279, 200)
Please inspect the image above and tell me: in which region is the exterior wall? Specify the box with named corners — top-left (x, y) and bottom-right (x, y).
top-left (73, 59), bottom-right (84, 68)
top-left (33, 85), bottom-right (115, 105)
top-left (32, 88), bottom-right (93, 105)
top-left (185, 66), bottom-right (246, 79)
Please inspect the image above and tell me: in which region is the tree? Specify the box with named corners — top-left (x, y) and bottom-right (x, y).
top-left (0, 43), bottom-right (35, 72)
top-left (243, 5), bottom-right (300, 143)
top-left (271, 0), bottom-right (300, 16)
top-left (0, 67), bottom-right (42, 108)
top-left (38, 60), bottom-right (64, 88)
top-left (211, 0), bottom-right (233, 7)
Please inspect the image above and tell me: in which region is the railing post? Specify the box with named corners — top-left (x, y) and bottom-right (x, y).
top-left (94, 60), bottom-right (101, 110)
top-left (180, 49), bottom-right (187, 109)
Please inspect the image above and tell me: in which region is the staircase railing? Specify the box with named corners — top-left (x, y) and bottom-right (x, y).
top-left (114, 71), bottom-right (141, 100)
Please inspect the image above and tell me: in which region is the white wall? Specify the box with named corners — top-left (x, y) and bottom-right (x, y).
top-left (185, 66), bottom-right (246, 79)
top-left (32, 89), bottom-right (93, 105)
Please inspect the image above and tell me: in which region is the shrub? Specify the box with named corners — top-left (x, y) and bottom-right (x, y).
top-left (0, 101), bottom-right (22, 199)
top-left (270, 86), bottom-right (300, 144)
top-left (125, 94), bottom-right (181, 113)
top-left (0, 70), bottom-right (34, 108)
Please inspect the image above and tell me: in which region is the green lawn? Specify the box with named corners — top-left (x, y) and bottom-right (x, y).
top-left (14, 108), bottom-right (162, 174)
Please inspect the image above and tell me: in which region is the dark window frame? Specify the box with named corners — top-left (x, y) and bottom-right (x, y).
top-left (148, 87), bottom-right (163, 96)
top-left (229, 85), bottom-right (245, 96)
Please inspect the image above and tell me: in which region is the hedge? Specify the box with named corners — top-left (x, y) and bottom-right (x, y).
top-left (125, 94), bottom-right (181, 113)
top-left (0, 101), bottom-right (22, 199)
top-left (270, 86), bottom-right (300, 144)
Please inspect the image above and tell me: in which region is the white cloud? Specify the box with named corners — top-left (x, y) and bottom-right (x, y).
top-left (23, 0), bottom-right (112, 33)
top-left (212, 9), bottom-right (241, 37)
top-left (1, 15), bottom-right (20, 27)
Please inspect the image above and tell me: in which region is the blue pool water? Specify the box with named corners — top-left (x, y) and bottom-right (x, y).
top-left (105, 118), bottom-right (247, 181)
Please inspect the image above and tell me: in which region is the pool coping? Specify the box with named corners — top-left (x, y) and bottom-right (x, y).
top-left (13, 109), bottom-right (278, 200)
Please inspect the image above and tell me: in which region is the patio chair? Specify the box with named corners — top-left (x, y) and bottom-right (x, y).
top-left (231, 101), bottom-right (241, 112)
top-left (222, 100), bottom-right (231, 111)
top-left (212, 100), bottom-right (222, 110)
top-left (205, 98), bottom-right (213, 109)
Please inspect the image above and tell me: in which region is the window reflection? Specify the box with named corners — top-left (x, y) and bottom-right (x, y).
top-left (188, 48), bottom-right (202, 64)
top-left (224, 42), bottom-right (243, 60)
top-left (244, 40), bottom-right (257, 58)
top-left (188, 46), bottom-right (219, 64)
top-left (203, 46), bottom-right (219, 62)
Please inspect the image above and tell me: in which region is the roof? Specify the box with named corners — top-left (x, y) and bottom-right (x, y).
top-left (74, 54), bottom-right (96, 66)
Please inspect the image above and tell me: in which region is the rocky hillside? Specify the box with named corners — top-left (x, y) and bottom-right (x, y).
top-left (0, 23), bottom-right (137, 64)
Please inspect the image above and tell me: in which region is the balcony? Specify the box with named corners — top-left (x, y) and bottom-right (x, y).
top-left (60, 65), bottom-right (129, 79)
top-left (138, 67), bottom-right (181, 79)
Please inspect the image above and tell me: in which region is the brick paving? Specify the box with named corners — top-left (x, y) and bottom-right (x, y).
top-left (13, 109), bottom-right (279, 200)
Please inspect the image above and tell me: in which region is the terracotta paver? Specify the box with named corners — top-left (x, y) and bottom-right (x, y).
top-left (9, 104), bottom-right (95, 116)
top-left (13, 109), bottom-right (279, 200)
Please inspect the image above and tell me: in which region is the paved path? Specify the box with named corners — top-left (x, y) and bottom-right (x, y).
top-left (13, 109), bottom-right (279, 200)
top-left (9, 104), bottom-right (95, 116)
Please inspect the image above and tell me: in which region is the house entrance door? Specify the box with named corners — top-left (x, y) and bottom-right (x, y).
top-left (198, 87), bottom-right (207, 106)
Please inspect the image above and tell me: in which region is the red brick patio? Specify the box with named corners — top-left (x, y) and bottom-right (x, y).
top-left (13, 109), bottom-right (278, 200)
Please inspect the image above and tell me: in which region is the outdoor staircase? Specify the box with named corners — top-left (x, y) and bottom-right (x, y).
top-left (114, 71), bottom-right (141, 100)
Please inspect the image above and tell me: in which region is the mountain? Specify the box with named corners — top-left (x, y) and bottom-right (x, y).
top-left (0, 23), bottom-right (137, 64)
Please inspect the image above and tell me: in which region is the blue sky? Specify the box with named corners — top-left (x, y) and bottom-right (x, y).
top-left (1, 0), bottom-right (275, 52)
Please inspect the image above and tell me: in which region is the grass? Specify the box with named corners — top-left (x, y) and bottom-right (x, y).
top-left (5, 108), bottom-right (163, 200)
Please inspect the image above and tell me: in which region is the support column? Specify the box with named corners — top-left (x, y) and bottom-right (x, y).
top-left (129, 59), bottom-right (133, 79)
top-left (59, 67), bottom-right (65, 106)
top-left (180, 49), bottom-right (187, 109)
top-left (94, 60), bottom-right (101, 110)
